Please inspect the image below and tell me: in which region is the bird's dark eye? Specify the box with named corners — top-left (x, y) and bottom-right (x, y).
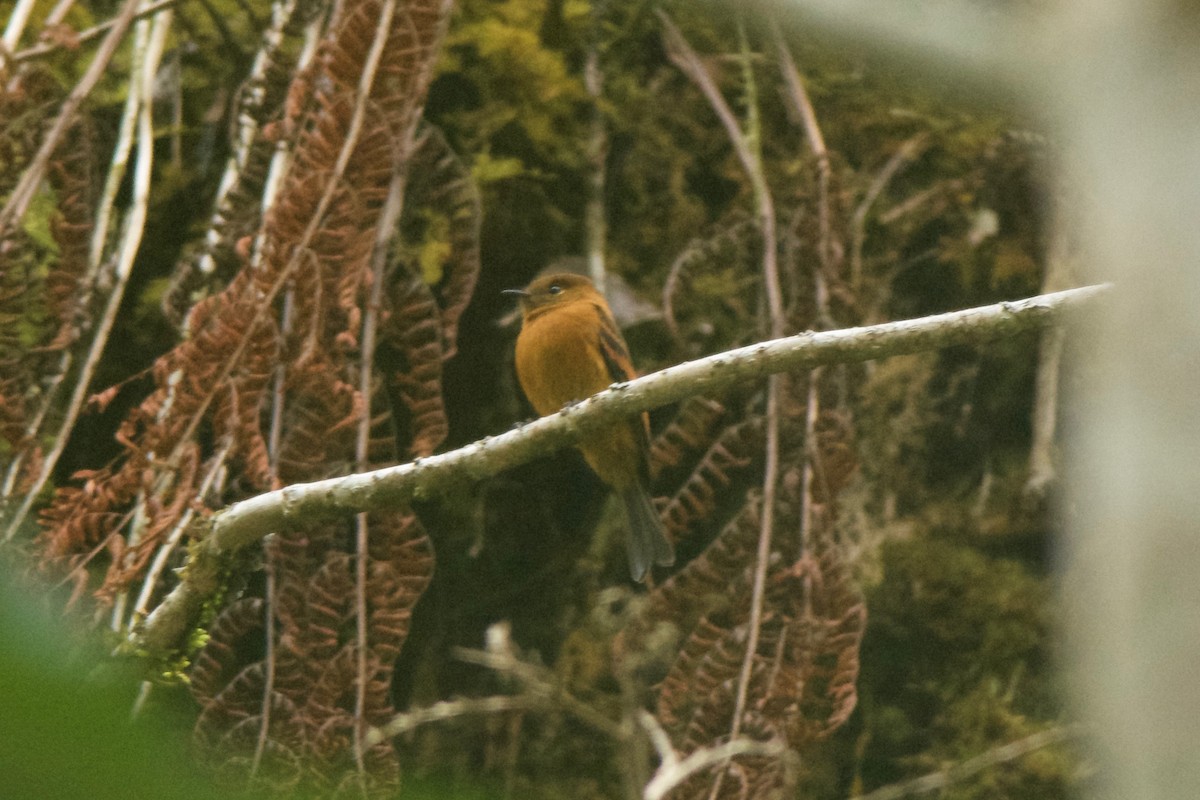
top-left (548, 284), bottom-right (562, 295)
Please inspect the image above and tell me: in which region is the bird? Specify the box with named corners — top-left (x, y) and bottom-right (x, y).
top-left (504, 272), bottom-right (675, 582)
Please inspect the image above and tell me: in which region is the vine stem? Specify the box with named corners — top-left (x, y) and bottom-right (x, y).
top-left (774, 24), bottom-right (837, 320)
top-left (247, 7), bottom-right (318, 774)
top-left (351, 95), bottom-right (410, 776)
top-left (730, 20), bottom-right (788, 799)
top-left (661, 16), bottom-right (786, 796)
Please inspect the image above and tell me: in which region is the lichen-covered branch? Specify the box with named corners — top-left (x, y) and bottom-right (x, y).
top-left (132, 283), bottom-right (1107, 654)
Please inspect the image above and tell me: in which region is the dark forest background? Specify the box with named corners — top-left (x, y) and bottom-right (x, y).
top-left (0, 0), bottom-right (1077, 797)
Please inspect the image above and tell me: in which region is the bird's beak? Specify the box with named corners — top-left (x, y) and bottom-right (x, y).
top-left (501, 288), bottom-right (529, 299)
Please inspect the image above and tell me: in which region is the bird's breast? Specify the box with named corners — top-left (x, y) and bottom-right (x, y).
top-left (515, 307), bottom-right (613, 416)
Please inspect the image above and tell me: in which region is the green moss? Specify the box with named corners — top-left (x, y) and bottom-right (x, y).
top-left (855, 536), bottom-right (1070, 797)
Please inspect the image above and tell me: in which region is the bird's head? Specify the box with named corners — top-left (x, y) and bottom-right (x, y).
top-left (502, 272), bottom-right (600, 319)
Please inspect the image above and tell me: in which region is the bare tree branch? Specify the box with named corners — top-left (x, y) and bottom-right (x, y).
top-left (10, 0), bottom-right (182, 63)
top-left (365, 695), bottom-right (542, 747)
top-left (452, 641), bottom-right (626, 740)
top-left (851, 134), bottom-right (927, 295)
top-left (130, 284), bottom-right (1107, 655)
top-left (1024, 214), bottom-right (1073, 504)
top-left (366, 625), bottom-right (627, 766)
top-left (774, 22), bottom-right (837, 294)
top-left (364, 626), bottom-right (798, 800)
top-left (645, 736), bottom-right (793, 800)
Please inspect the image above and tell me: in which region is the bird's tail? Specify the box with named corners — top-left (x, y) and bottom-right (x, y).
top-left (622, 484), bottom-right (675, 582)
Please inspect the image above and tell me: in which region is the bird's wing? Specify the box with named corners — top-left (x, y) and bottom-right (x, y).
top-left (592, 302), bottom-right (654, 476)
top-left (592, 302), bottom-right (636, 385)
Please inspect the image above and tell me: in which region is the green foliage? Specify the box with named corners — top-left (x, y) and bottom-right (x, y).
top-left (439, 0), bottom-right (590, 176)
top-left (415, 208), bottom-right (454, 284)
top-left (869, 538), bottom-right (1048, 694)
top-left (21, 186), bottom-right (60, 252)
top-left (855, 536), bottom-right (1072, 797)
top-left (0, 577), bottom-right (230, 800)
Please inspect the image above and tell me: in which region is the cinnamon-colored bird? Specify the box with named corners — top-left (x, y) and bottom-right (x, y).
top-left (505, 273), bottom-right (674, 581)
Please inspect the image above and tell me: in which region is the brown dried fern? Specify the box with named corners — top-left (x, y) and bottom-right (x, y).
top-left (402, 124), bottom-right (482, 359)
top-left (35, 0), bottom-right (454, 598)
top-left (175, 3), bottom-right (458, 795)
top-left (385, 277), bottom-right (449, 458)
top-left (192, 512), bottom-right (434, 797)
top-left (658, 414), bottom-right (764, 543)
top-left (0, 70), bottom-right (95, 488)
top-left (163, 0), bottom-right (319, 323)
top-left (649, 518), bottom-right (863, 795)
top-left (649, 395), bottom-right (728, 475)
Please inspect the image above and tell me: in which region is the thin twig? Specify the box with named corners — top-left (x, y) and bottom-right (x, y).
top-left (130, 284), bottom-right (1109, 655)
top-left (714, 20), bottom-right (788, 800)
top-left (852, 725), bottom-right (1077, 800)
top-left (352, 92), bottom-right (408, 773)
top-left (1, 0), bottom-right (37, 71)
top-left (453, 646), bottom-right (626, 740)
top-left (1024, 215), bottom-right (1073, 504)
top-left (365, 695), bottom-right (545, 747)
top-left (850, 134), bottom-right (927, 293)
top-left (246, 550), bottom-right (277, 776)
top-left (657, 12), bottom-right (763, 210)
top-left (645, 737), bottom-right (792, 800)
top-left (111, 9), bottom-right (177, 630)
top-left (10, 0), bottom-right (183, 63)
top-left (199, 0), bottom-right (311, 277)
top-left (88, 12), bottom-right (145, 270)
top-left (797, 369), bottom-right (821, 561)
top-left (131, 442), bottom-right (229, 622)
top-left (774, 23), bottom-right (837, 321)
top-left (357, 0), bottom-right (401, 778)
top-left (0, 350), bottom-right (71, 501)
top-left (252, 254), bottom-right (298, 781)
top-left (657, 26), bottom-right (786, 791)
top-left (659, 10), bottom-right (785, 330)
top-left (618, 661), bottom-right (650, 800)
top-left (637, 710), bottom-right (678, 772)
top-left (584, 1), bottom-right (609, 293)
top-left (43, 0), bottom-right (81, 29)
top-left (249, 18), bottom-right (310, 752)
